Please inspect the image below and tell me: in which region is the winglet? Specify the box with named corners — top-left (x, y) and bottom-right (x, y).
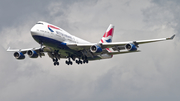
top-left (7, 47), bottom-right (11, 51)
top-left (6, 47), bottom-right (19, 52)
top-left (167, 34), bottom-right (175, 40)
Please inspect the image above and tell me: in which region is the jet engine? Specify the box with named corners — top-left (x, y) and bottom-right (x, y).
top-left (27, 50), bottom-right (38, 58)
top-left (13, 52), bottom-right (25, 60)
top-left (90, 45), bottom-right (102, 53)
top-left (125, 43), bottom-right (137, 51)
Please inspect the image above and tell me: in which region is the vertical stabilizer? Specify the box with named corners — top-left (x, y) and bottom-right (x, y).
top-left (99, 24), bottom-right (114, 43)
top-left (99, 24), bottom-right (114, 53)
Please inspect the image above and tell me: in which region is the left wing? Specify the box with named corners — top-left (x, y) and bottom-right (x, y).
top-left (7, 47), bottom-right (45, 59)
top-left (7, 47), bottom-right (42, 52)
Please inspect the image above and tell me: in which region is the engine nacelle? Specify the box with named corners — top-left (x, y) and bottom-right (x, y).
top-left (90, 45), bottom-right (102, 53)
top-left (13, 52), bottom-right (25, 60)
top-left (27, 50), bottom-right (38, 58)
top-left (125, 43), bottom-right (137, 51)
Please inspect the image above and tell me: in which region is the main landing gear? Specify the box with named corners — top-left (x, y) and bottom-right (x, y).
top-left (52, 55), bottom-right (89, 66)
top-left (65, 57), bottom-right (73, 65)
top-left (75, 59), bottom-right (88, 65)
top-left (75, 59), bottom-right (82, 64)
top-left (75, 56), bottom-right (88, 65)
top-left (53, 58), bottom-right (59, 66)
top-left (64, 56), bottom-right (89, 65)
top-left (52, 50), bottom-right (60, 66)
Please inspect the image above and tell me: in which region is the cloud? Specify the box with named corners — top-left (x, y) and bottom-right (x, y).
top-left (0, 0), bottom-right (180, 101)
top-left (143, 0), bottom-right (180, 39)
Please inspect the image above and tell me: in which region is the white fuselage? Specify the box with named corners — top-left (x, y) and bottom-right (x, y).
top-left (30, 21), bottom-right (112, 60)
top-left (31, 21), bottom-right (90, 44)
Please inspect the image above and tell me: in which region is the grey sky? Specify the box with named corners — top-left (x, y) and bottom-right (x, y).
top-left (0, 0), bottom-right (180, 101)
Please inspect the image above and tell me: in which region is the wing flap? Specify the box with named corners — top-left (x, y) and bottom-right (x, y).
top-left (108, 50), bottom-right (141, 55)
top-left (67, 43), bottom-right (95, 50)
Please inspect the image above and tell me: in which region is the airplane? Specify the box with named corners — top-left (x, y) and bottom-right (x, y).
top-left (7, 21), bottom-right (175, 66)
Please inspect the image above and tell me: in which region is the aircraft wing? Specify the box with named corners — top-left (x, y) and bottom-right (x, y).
top-left (68, 34), bottom-right (175, 51)
top-left (108, 50), bottom-right (141, 55)
top-left (7, 47), bottom-right (42, 52)
top-left (6, 46), bottom-right (46, 56)
top-left (101, 34), bottom-right (175, 48)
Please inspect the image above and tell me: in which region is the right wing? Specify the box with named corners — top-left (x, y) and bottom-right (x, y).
top-left (108, 50), bottom-right (141, 55)
top-left (67, 34), bottom-right (175, 51)
top-left (100, 34), bottom-right (175, 48)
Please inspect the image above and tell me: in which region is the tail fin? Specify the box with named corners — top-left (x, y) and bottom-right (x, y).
top-left (99, 24), bottom-right (114, 53)
top-left (99, 24), bottom-right (114, 43)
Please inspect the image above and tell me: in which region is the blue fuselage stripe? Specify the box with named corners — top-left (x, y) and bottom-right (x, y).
top-left (32, 35), bottom-right (69, 49)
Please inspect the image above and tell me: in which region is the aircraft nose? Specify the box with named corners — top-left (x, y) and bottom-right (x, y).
top-left (30, 26), bottom-right (38, 35)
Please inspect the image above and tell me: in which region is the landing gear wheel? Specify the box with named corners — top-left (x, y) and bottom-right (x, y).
top-left (85, 60), bottom-right (88, 63)
top-left (66, 60), bottom-right (70, 65)
top-left (57, 62), bottom-right (59, 65)
top-left (53, 58), bottom-right (56, 62)
top-left (54, 62), bottom-right (57, 66)
top-left (69, 61), bottom-right (71, 65)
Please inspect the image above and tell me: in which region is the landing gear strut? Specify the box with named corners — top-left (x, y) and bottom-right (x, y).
top-left (82, 56), bottom-right (88, 64)
top-left (52, 50), bottom-right (60, 66)
top-left (39, 42), bottom-right (44, 58)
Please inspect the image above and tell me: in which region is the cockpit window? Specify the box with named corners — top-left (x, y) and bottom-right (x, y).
top-left (36, 22), bottom-right (43, 25)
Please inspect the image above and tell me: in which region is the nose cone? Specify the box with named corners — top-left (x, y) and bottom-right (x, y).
top-left (30, 25), bottom-right (42, 43)
top-left (30, 25), bottom-right (37, 36)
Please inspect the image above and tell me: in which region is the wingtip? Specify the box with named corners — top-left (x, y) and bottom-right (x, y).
top-left (7, 47), bottom-right (11, 51)
top-left (167, 34), bottom-right (175, 40)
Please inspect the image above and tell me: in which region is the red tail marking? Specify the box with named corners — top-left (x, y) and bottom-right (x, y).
top-left (103, 28), bottom-right (114, 37)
